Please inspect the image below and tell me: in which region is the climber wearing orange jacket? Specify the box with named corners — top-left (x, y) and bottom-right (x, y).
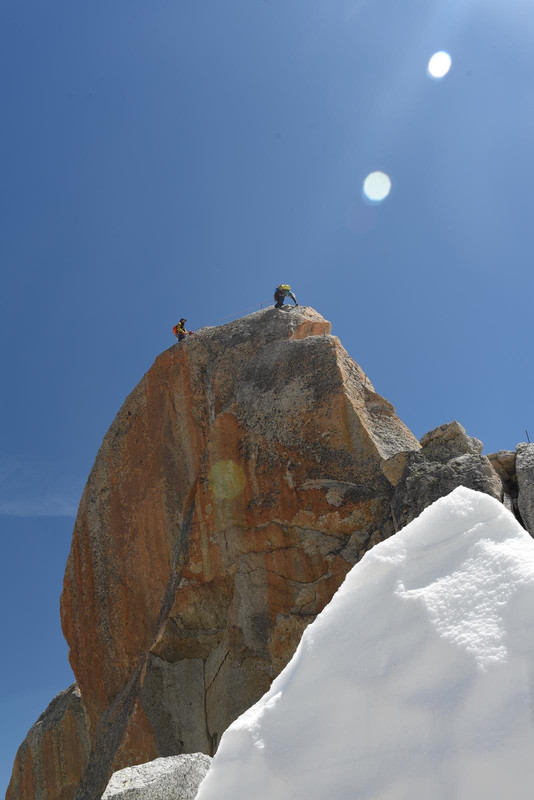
top-left (173, 318), bottom-right (192, 342)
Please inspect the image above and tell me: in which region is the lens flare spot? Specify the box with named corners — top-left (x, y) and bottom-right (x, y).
top-left (208, 460), bottom-right (246, 500)
top-left (363, 171), bottom-right (391, 203)
top-left (428, 51), bottom-right (452, 79)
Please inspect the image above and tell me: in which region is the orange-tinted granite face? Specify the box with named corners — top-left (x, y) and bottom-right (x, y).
top-left (10, 307), bottom-right (421, 799)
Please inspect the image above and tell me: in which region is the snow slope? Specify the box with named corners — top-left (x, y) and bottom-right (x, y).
top-left (196, 487), bottom-right (534, 800)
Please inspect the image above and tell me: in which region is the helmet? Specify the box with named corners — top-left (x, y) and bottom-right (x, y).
top-left (180, 318), bottom-right (187, 323)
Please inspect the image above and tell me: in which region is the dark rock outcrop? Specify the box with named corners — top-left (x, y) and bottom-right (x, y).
top-left (388, 422), bottom-right (502, 531)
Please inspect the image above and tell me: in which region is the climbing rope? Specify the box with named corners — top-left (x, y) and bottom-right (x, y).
top-left (202, 302), bottom-right (267, 328)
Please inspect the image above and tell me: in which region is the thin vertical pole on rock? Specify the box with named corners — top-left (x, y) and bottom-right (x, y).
top-left (526, 429), bottom-right (531, 443)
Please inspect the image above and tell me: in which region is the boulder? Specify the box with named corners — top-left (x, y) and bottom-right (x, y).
top-left (101, 754), bottom-right (211, 800)
top-left (420, 420), bottom-right (483, 462)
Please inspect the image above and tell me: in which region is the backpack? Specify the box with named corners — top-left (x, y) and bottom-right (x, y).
top-left (172, 324), bottom-right (179, 336)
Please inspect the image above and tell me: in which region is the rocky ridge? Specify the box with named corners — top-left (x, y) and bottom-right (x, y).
top-left (6, 306), bottom-right (533, 800)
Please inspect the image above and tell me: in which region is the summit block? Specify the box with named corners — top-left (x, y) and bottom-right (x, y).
top-left (56, 306), bottom-right (417, 798)
top-left (9, 307), bottom-right (512, 800)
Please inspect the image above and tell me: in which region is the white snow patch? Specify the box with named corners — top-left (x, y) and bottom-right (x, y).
top-left (196, 487), bottom-right (534, 800)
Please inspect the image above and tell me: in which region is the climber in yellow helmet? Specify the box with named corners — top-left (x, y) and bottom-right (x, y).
top-left (274, 284), bottom-right (298, 309)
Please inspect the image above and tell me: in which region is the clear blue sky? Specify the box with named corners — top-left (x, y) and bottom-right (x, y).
top-left (2, 0), bottom-right (534, 792)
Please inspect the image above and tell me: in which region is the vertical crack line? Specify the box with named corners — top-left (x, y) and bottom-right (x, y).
top-left (202, 660), bottom-right (214, 757)
top-left (203, 648), bottom-right (230, 757)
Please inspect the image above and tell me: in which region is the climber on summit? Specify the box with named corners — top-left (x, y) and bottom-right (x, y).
top-left (172, 318), bottom-right (192, 342)
top-left (274, 284), bottom-right (298, 308)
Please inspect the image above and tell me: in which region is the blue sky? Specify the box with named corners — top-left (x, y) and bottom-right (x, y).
top-left (2, 0), bottom-right (534, 792)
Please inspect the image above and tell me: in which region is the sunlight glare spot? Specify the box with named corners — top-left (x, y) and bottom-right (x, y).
top-left (208, 460), bottom-right (246, 500)
top-left (428, 51), bottom-right (452, 79)
top-left (363, 171), bottom-right (391, 203)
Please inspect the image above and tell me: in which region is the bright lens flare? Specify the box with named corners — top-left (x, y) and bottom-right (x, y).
top-left (363, 171), bottom-right (391, 203)
top-left (428, 51), bottom-right (452, 79)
